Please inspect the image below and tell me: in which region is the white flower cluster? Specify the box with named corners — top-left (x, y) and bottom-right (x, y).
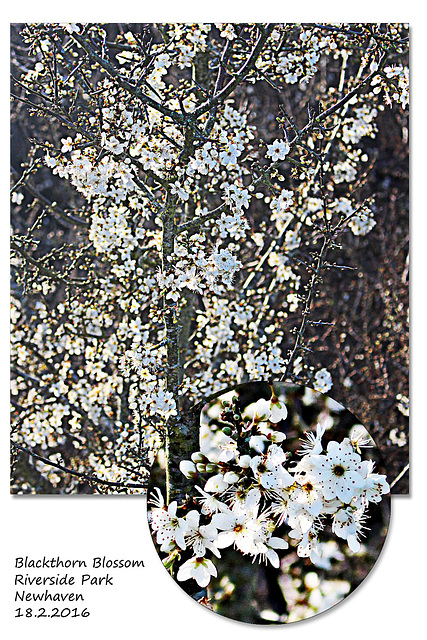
top-left (167, 24), bottom-right (211, 68)
top-left (45, 148), bottom-right (141, 202)
top-left (209, 248), bottom-right (243, 289)
top-left (148, 394), bottom-right (389, 588)
top-left (333, 158), bottom-right (357, 184)
top-left (242, 344), bottom-right (286, 378)
top-left (13, 22), bottom-right (408, 497)
top-left (269, 188), bottom-right (294, 233)
top-left (342, 104), bottom-right (378, 144)
top-left (157, 234), bottom-right (244, 299)
top-left (132, 379), bottom-right (177, 421)
top-left (273, 28), bottom-right (334, 84)
top-left (372, 64), bottom-right (409, 109)
top-left (119, 341), bottom-right (165, 378)
top-left (216, 23), bottom-right (237, 41)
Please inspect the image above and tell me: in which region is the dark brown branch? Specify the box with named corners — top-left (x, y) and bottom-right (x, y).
top-left (11, 166), bottom-right (90, 228)
top-left (11, 240), bottom-right (92, 289)
top-left (71, 32), bottom-right (186, 126)
top-left (194, 24), bottom-right (274, 119)
top-left (280, 233), bottom-right (331, 382)
top-left (11, 442), bottom-right (147, 490)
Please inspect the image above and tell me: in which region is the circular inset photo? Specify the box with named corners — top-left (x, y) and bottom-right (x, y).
top-left (146, 381), bottom-right (391, 624)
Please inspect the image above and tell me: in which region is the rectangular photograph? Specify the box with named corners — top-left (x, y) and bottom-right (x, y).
top-left (10, 22), bottom-right (409, 496)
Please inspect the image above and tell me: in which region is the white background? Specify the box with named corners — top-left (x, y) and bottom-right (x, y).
top-left (2, 4), bottom-right (424, 639)
top-left (1, 495), bottom-right (422, 639)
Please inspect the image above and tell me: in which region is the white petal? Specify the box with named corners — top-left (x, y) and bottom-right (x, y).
top-left (185, 510), bottom-right (200, 528)
top-left (266, 548), bottom-right (280, 568)
top-left (268, 536), bottom-right (289, 550)
top-left (347, 534), bottom-right (361, 553)
top-left (216, 530), bottom-right (236, 549)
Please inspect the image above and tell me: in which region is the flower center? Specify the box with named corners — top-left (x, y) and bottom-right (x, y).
top-left (333, 464), bottom-right (346, 477)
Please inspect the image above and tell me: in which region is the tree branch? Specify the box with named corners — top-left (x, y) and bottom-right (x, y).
top-left (11, 442), bottom-right (147, 490)
top-left (194, 24), bottom-right (275, 119)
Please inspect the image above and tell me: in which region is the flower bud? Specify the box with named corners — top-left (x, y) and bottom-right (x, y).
top-left (205, 463), bottom-right (219, 473)
top-left (238, 455), bottom-right (252, 468)
top-left (179, 460), bottom-right (197, 479)
top-left (191, 451), bottom-right (206, 464)
top-left (162, 549), bottom-right (180, 570)
top-left (223, 471), bottom-right (239, 484)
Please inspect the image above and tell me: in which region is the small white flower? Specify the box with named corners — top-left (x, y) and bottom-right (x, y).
top-left (250, 533), bottom-right (289, 568)
top-left (269, 395), bottom-right (288, 423)
top-left (263, 536), bottom-right (289, 567)
top-left (251, 398), bottom-right (271, 420)
top-left (266, 139), bottom-right (290, 162)
top-left (61, 137), bottom-right (73, 153)
top-left (332, 507), bottom-right (365, 552)
top-left (195, 486), bottom-right (229, 516)
top-left (218, 23), bottom-right (237, 41)
top-left (289, 526), bottom-right (322, 563)
top-left (348, 209), bottom-right (376, 236)
top-left (150, 496), bottom-right (188, 551)
top-left (170, 181), bottom-right (189, 201)
top-left (11, 192), bottom-right (24, 205)
top-left (355, 460), bottom-right (390, 506)
top-left (250, 394), bottom-right (287, 424)
top-left (176, 555), bottom-right (218, 587)
top-left (250, 444), bottom-right (293, 490)
top-left (313, 368), bottom-right (333, 393)
top-left (218, 437), bottom-right (238, 462)
top-left (213, 510), bottom-right (259, 554)
top-left (184, 510), bottom-right (221, 558)
top-left (310, 440), bottom-right (366, 503)
top-left (298, 423), bottom-right (326, 456)
top-left (59, 23), bottom-right (80, 34)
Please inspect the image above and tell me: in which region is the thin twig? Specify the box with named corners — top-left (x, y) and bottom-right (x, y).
top-left (389, 463), bottom-right (409, 490)
top-left (280, 233), bottom-right (330, 382)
